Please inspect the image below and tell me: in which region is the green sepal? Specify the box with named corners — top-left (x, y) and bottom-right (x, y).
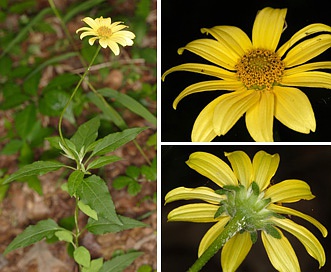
top-left (264, 224), bottom-right (281, 239)
top-left (250, 231), bottom-right (258, 244)
top-left (214, 205), bottom-right (226, 219)
top-left (251, 181), bottom-right (260, 196)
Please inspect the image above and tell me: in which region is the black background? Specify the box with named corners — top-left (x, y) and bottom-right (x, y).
top-left (161, 145), bottom-right (331, 271)
top-left (161, 0), bottom-right (331, 142)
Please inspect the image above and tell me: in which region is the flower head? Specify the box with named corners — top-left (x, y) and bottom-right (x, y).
top-left (162, 7), bottom-right (331, 141)
top-left (165, 151), bottom-right (327, 271)
top-left (76, 16), bottom-right (135, 55)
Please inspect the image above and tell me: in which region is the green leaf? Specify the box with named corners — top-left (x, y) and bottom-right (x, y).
top-left (87, 92), bottom-right (127, 130)
top-left (4, 219), bottom-right (63, 255)
top-left (86, 155), bottom-right (122, 170)
top-left (77, 175), bottom-right (122, 225)
top-left (74, 246), bottom-right (91, 268)
top-left (91, 127), bottom-right (146, 157)
top-left (39, 89), bottom-right (70, 117)
top-left (99, 252), bottom-right (143, 272)
top-left (127, 181), bottom-right (142, 196)
top-left (2, 161), bottom-right (65, 184)
top-left (82, 258), bottom-right (103, 272)
top-left (126, 166), bottom-right (140, 179)
top-left (138, 264), bottom-right (153, 272)
top-left (98, 88), bottom-right (156, 126)
top-left (1, 7), bottom-right (52, 58)
top-left (1, 139), bottom-right (23, 155)
top-left (15, 105), bottom-right (36, 140)
top-left (23, 71), bottom-right (41, 96)
top-left (87, 215), bottom-right (147, 235)
top-left (141, 164), bottom-right (156, 181)
top-left (55, 230), bottom-right (73, 243)
top-left (67, 170), bottom-right (84, 197)
top-left (71, 117), bottom-right (100, 152)
top-left (112, 176), bottom-right (133, 190)
top-left (78, 200), bottom-right (98, 220)
top-left (26, 176), bottom-right (43, 195)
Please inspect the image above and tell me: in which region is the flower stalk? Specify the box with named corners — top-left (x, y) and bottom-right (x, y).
top-left (188, 212), bottom-right (244, 272)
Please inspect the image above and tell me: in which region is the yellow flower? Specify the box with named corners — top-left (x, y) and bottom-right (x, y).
top-left (76, 16), bottom-right (135, 55)
top-left (165, 151), bottom-right (327, 271)
top-left (162, 7), bottom-right (331, 142)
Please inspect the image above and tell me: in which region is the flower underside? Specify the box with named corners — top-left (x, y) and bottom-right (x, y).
top-left (236, 48), bottom-right (285, 91)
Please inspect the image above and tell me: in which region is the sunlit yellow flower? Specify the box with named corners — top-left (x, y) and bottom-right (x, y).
top-left (165, 151), bottom-right (327, 271)
top-left (162, 7), bottom-right (331, 142)
top-left (76, 16), bottom-right (135, 55)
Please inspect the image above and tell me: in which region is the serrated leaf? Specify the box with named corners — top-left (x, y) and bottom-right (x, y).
top-left (128, 181), bottom-right (142, 196)
top-left (74, 246), bottom-right (91, 267)
top-left (67, 170), bottom-right (84, 197)
top-left (98, 88), bottom-right (156, 126)
top-left (91, 127), bottom-right (146, 157)
top-left (141, 165), bottom-right (156, 181)
top-left (78, 200), bottom-right (98, 220)
top-left (77, 175), bottom-right (122, 225)
top-left (55, 230), bottom-right (73, 243)
top-left (99, 252), bottom-right (143, 272)
top-left (86, 155), bottom-right (122, 170)
top-left (112, 176), bottom-right (133, 190)
top-left (4, 219), bottom-right (63, 255)
top-left (87, 215), bottom-right (147, 235)
top-left (2, 161), bottom-right (65, 184)
top-left (26, 176), bottom-right (43, 196)
top-left (70, 117), bottom-right (100, 152)
top-left (125, 166), bottom-right (140, 179)
top-left (82, 258), bottom-right (103, 272)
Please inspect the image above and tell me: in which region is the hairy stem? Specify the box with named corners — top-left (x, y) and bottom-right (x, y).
top-left (188, 213), bottom-right (245, 272)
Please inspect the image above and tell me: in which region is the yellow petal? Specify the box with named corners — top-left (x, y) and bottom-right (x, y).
top-left (283, 61), bottom-right (331, 76)
top-left (252, 7), bottom-right (287, 51)
top-left (82, 17), bottom-right (98, 29)
top-left (274, 86), bottom-right (316, 133)
top-left (191, 97), bottom-right (220, 142)
top-left (282, 34), bottom-right (331, 67)
top-left (173, 80), bottom-right (242, 109)
top-left (271, 217), bottom-right (326, 268)
top-left (252, 150), bottom-right (280, 191)
top-left (186, 152), bottom-right (238, 187)
top-left (224, 151), bottom-right (253, 188)
top-left (221, 231), bottom-right (253, 272)
top-left (161, 63), bottom-right (237, 82)
top-left (178, 39), bottom-right (238, 70)
top-left (164, 186), bottom-right (226, 205)
top-left (201, 26), bottom-right (253, 58)
top-left (167, 203), bottom-right (219, 222)
top-left (261, 229), bottom-right (300, 272)
top-left (198, 217), bottom-right (230, 256)
top-left (213, 89), bottom-right (259, 136)
top-left (277, 23), bottom-right (331, 57)
top-left (281, 71), bottom-right (331, 89)
top-left (245, 91), bottom-right (274, 142)
top-left (265, 179), bottom-right (315, 203)
top-left (268, 204), bottom-right (327, 237)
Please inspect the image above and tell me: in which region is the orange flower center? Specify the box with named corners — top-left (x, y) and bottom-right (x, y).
top-left (97, 26), bottom-right (112, 38)
top-left (235, 49), bottom-right (285, 91)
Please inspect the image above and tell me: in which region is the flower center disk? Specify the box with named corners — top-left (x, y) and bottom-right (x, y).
top-left (97, 26), bottom-right (113, 38)
top-left (236, 49), bottom-right (285, 91)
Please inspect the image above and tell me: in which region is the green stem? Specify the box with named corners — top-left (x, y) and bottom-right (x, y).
top-left (58, 46), bottom-right (101, 143)
top-left (188, 213), bottom-right (245, 272)
top-left (74, 197), bottom-right (82, 272)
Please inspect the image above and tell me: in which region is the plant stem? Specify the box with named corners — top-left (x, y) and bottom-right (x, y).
top-left (188, 213), bottom-right (245, 272)
top-left (58, 46), bottom-right (101, 143)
